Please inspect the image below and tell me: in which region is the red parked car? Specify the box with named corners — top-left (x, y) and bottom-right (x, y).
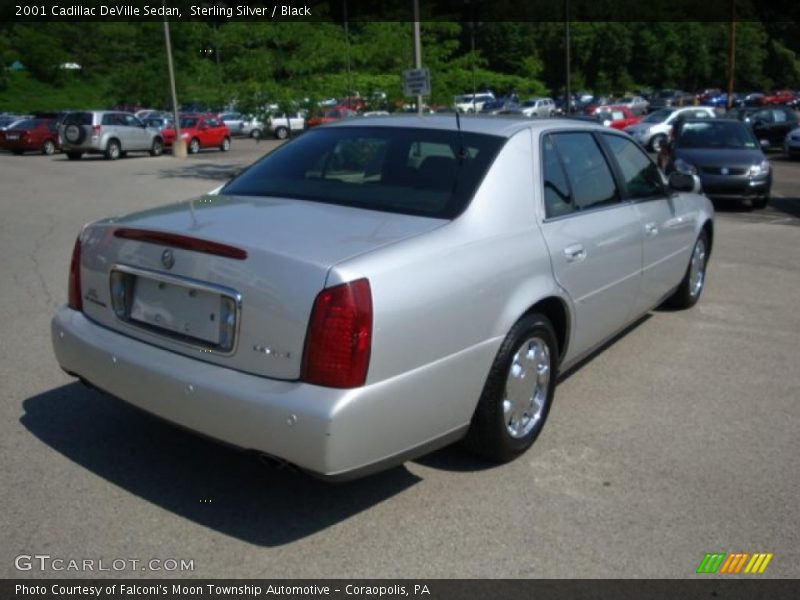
top-left (177, 114), bottom-right (231, 154)
top-left (0, 117), bottom-right (60, 155)
top-left (590, 105), bottom-right (641, 130)
top-left (763, 90), bottom-right (794, 105)
top-left (306, 107), bottom-right (357, 128)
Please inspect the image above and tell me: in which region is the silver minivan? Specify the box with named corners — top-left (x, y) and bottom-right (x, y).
top-left (60, 111), bottom-right (164, 160)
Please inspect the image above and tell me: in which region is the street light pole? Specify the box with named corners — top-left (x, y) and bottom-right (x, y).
top-left (726, 0), bottom-right (736, 112)
top-left (412, 0), bottom-right (422, 115)
top-left (565, 0), bottom-right (571, 113)
top-left (163, 7), bottom-right (185, 157)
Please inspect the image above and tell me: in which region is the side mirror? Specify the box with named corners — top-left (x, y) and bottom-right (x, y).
top-left (759, 139), bottom-right (770, 150)
top-left (668, 172), bottom-right (702, 194)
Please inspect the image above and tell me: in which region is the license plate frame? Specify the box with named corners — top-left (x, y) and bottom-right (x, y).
top-left (110, 265), bottom-right (241, 354)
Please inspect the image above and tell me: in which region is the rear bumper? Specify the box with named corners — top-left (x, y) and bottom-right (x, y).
top-left (51, 308), bottom-right (478, 479)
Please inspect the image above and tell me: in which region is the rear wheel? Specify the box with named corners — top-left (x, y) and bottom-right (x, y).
top-left (650, 134), bottom-right (667, 153)
top-left (42, 140), bottom-right (56, 155)
top-left (188, 138), bottom-right (200, 154)
top-left (464, 313), bottom-right (558, 462)
top-left (274, 126), bottom-right (289, 140)
top-left (665, 230), bottom-right (709, 309)
top-left (250, 129), bottom-right (262, 139)
top-left (104, 139), bottom-right (121, 160)
top-left (219, 136), bottom-right (231, 152)
top-left (66, 152), bottom-right (83, 161)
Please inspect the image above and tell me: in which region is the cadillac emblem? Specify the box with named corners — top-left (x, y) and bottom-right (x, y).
top-left (161, 249), bottom-right (175, 269)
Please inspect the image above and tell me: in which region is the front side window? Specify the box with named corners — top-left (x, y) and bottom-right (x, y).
top-left (222, 126), bottom-right (505, 218)
top-left (602, 134), bottom-right (664, 199)
top-left (550, 132), bottom-right (620, 211)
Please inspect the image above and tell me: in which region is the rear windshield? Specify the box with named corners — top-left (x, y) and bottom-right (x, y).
top-left (222, 126), bottom-right (506, 219)
top-left (63, 112), bottom-right (93, 126)
top-left (675, 121), bottom-right (758, 150)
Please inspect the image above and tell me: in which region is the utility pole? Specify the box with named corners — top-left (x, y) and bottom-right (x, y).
top-left (726, 0), bottom-right (736, 112)
top-left (565, 0), bottom-right (571, 113)
top-left (163, 6), bottom-right (185, 157)
top-left (412, 0), bottom-right (422, 115)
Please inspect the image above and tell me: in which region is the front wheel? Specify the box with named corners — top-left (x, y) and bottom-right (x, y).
top-left (188, 138), bottom-right (200, 154)
top-left (274, 126), bottom-right (289, 140)
top-left (250, 129), bottom-right (262, 139)
top-left (219, 136), bottom-right (231, 152)
top-left (464, 313), bottom-right (558, 462)
top-left (150, 138), bottom-right (164, 157)
top-left (665, 230), bottom-right (709, 309)
top-left (42, 140), bottom-right (56, 155)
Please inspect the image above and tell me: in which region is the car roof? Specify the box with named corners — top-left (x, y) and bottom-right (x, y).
top-left (324, 114), bottom-right (606, 138)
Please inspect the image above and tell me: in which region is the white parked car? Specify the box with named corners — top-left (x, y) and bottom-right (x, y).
top-left (624, 106), bottom-right (716, 152)
top-left (617, 95), bottom-right (649, 116)
top-left (267, 112), bottom-right (306, 139)
top-left (454, 93), bottom-right (495, 113)
top-left (52, 116), bottom-right (713, 480)
top-left (518, 97), bottom-right (556, 118)
top-left (785, 127), bottom-right (800, 159)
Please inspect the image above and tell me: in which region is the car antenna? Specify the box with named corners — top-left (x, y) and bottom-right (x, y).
top-left (455, 109), bottom-right (466, 163)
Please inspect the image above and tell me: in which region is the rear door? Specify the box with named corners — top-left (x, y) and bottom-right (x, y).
top-left (601, 132), bottom-right (695, 313)
top-left (538, 131), bottom-right (643, 358)
top-left (122, 114), bottom-right (149, 150)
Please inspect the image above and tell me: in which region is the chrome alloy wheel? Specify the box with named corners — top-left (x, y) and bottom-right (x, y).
top-left (689, 237), bottom-right (707, 299)
top-left (503, 336), bottom-right (551, 439)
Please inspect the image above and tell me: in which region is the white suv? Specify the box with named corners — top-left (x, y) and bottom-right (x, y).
top-left (624, 106), bottom-right (716, 152)
top-left (519, 98), bottom-right (556, 118)
top-left (454, 93), bottom-right (495, 113)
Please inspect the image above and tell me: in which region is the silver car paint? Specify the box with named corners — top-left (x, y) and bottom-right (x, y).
top-left (52, 116), bottom-right (714, 478)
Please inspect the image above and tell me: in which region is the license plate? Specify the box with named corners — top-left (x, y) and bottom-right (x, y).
top-left (130, 277), bottom-right (223, 345)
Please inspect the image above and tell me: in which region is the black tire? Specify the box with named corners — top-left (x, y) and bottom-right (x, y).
top-left (220, 136), bottom-right (231, 152)
top-left (665, 230), bottom-right (709, 309)
top-left (250, 129), bottom-right (262, 139)
top-left (42, 139), bottom-right (56, 155)
top-left (188, 138), bottom-right (200, 154)
top-left (274, 126), bottom-right (289, 140)
top-left (66, 152), bottom-right (83, 161)
top-left (464, 313), bottom-right (559, 462)
top-left (649, 134), bottom-right (667, 153)
top-left (104, 139), bottom-right (121, 160)
top-left (150, 137), bottom-right (164, 157)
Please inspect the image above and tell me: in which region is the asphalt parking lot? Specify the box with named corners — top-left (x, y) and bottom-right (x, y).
top-left (1, 137), bottom-right (798, 579)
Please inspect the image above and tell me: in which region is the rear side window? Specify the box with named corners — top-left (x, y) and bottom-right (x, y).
top-left (542, 134), bottom-right (573, 218)
top-left (550, 132), bottom-right (620, 211)
top-left (602, 134), bottom-right (664, 199)
top-left (222, 126), bottom-right (505, 219)
top-left (63, 112), bottom-right (92, 126)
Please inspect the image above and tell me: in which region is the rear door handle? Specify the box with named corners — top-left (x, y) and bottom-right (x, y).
top-left (644, 222), bottom-right (659, 236)
top-left (563, 244), bottom-right (587, 263)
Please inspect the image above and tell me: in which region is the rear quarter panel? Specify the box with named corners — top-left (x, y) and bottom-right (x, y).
top-left (328, 129), bottom-right (567, 433)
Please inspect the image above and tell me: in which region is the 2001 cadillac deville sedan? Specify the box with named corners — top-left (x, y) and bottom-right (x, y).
top-left (51, 116), bottom-right (713, 480)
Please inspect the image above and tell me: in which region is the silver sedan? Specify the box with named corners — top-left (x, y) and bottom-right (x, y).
top-left (51, 116), bottom-right (713, 480)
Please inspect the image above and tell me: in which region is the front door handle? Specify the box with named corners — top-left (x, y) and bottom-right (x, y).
top-left (644, 222), bottom-right (659, 237)
top-left (563, 244), bottom-right (587, 263)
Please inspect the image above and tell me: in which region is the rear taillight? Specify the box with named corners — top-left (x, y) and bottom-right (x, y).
top-left (92, 125), bottom-right (102, 135)
top-left (68, 236), bottom-right (82, 311)
top-left (301, 279), bottom-right (372, 388)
